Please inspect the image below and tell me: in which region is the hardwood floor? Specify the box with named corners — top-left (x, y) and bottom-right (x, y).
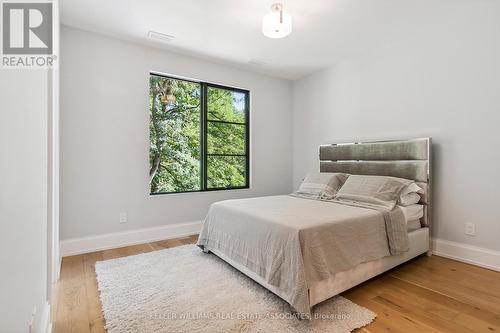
top-left (52, 235), bottom-right (500, 333)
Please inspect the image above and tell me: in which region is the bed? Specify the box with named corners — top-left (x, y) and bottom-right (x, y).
top-left (197, 138), bottom-right (432, 317)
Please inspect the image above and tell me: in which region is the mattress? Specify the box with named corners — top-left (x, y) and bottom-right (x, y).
top-left (400, 204), bottom-right (424, 221)
top-left (407, 219), bottom-right (422, 231)
top-left (400, 204), bottom-right (423, 232)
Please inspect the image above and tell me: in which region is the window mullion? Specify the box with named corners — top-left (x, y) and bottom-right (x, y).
top-left (201, 83), bottom-right (208, 191)
top-left (206, 119), bottom-right (246, 126)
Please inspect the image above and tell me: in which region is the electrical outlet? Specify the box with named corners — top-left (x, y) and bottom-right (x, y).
top-left (119, 212), bottom-right (127, 224)
top-left (465, 222), bottom-right (476, 236)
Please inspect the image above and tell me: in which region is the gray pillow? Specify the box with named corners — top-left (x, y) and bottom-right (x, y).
top-left (336, 175), bottom-right (413, 209)
top-left (296, 172), bottom-right (349, 199)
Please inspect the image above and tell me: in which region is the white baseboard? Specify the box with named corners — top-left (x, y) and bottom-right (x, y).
top-left (432, 238), bottom-right (500, 272)
top-left (60, 221), bottom-right (203, 257)
top-left (37, 301), bottom-right (51, 333)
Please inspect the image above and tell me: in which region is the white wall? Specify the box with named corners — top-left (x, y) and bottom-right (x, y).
top-left (60, 26), bottom-right (293, 240)
top-left (292, 1), bottom-right (500, 252)
top-left (0, 69), bottom-right (50, 331)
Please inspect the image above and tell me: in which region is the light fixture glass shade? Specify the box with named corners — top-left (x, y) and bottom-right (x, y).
top-left (262, 4), bottom-right (292, 39)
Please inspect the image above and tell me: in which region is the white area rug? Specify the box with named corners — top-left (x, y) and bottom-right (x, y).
top-left (95, 245), bottom-right (376, 333)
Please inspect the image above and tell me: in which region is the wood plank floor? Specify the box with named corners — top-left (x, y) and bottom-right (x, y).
top-left (52, 235), bottom-right (500, 333)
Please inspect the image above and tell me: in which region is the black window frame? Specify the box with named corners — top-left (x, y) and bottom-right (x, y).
top-left (150, 72), bottom-right (250, 195)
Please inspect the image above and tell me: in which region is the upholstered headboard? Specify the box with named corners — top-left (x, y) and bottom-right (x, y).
top-left (319, 138), bottom-right (432, 226)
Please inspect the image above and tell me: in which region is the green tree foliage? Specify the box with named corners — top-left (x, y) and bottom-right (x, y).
top-left (149, 75), bottom-right (247, 193)
top-left (149, 76), bottom-right (201, 193)
top-left (207, 86), bottom-right (246, 123)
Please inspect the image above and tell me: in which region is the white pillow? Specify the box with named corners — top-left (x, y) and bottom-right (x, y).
top-left (398, 183), bottom-right (423, 206)
top-left (296, 172), bottom-right (349, 199)
top-left (336, 175), bottom-right (413, 209)
top-left (400, 183), bottom-right (424, 196)
top-left (399, 192), bottom-right (421, 206)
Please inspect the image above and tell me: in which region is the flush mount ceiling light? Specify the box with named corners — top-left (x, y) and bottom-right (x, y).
top-left (262, 3), bottom-right (292, 39)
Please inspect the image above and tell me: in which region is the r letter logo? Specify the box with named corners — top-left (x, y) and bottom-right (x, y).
top-left (2, 2), bottom-right (52, 54)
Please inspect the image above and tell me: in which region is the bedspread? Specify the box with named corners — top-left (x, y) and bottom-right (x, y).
top-left (197, 195), bottom-right (407, 315)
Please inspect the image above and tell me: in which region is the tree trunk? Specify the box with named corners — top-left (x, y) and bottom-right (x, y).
top-left (149, 89), bottom-right (164, 189)
top-left (149, 153), bottom-right (161, 184)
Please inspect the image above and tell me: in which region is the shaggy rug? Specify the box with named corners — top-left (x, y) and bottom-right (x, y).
top-left (95, 245), bottom-right (376, 333)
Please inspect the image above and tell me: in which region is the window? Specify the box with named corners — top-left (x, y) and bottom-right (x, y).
top-left (149, 73), bottom-right (249, 194)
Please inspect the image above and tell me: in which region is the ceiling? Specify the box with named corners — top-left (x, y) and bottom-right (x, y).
top-left (60, 0), bottom-right (434, 80)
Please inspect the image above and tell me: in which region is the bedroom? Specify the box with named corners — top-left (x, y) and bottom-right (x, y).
top-left (1, 0), bottom-right (499, 332)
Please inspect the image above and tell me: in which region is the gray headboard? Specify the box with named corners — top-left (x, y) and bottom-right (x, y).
top-left (319, 138), bottom-right (432, 226)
